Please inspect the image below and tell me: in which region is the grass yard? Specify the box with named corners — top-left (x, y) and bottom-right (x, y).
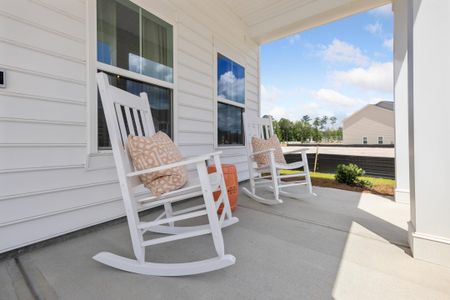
top-left (280, 170), bottom-right (395, 196)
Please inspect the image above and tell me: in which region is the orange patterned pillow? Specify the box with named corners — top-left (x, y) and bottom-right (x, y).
top-left (128, 132), bottom-right (187, 197)
top-left (251, 135), bottom-right (286, 167)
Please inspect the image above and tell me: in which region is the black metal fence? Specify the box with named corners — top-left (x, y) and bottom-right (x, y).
top-left (285, 153), bottom-right (395, 179)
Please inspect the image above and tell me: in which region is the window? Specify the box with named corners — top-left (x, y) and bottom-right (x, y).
top-left (96, 0), bottom-right (174, 150)
top-left (97, 73), bottom-right (172, 150)
top-left (378, 136), bottom-right (383, 144)
top-left (97, 0), bottom-right (173, 82)
top-left (363, 137), bottom-right (368, 144)
top-left (216, 53), bottom-right (245, 146)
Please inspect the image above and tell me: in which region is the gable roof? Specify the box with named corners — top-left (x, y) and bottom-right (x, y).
top-left (343, 101), bottom-right (394, 128)
top-left (375, 101), bottom-right (394, 111)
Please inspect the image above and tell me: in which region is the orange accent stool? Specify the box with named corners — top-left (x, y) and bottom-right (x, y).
top-left (207, 164), bottom-right (238, 214)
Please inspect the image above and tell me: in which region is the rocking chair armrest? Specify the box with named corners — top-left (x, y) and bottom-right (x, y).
top-left (283, 147), bottom-right (309, 155)
top-left (249, 148), bottom-right (275, 157)
top-left (126, 151), bottom-right (223, 178)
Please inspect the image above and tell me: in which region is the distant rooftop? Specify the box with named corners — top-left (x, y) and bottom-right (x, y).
top-left (375, 101), bottom-right (394, 111)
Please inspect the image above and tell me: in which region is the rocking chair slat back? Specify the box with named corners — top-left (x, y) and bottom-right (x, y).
top-left (244, 112), bottom-right (274, 152)
top-left (97, 72), bottom-right (155, 188)
top-left (133, 108), bottom-right (143, 136)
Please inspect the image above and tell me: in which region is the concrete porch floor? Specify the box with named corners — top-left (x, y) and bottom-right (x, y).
top-left (1, 185), bottom-right (450, 299)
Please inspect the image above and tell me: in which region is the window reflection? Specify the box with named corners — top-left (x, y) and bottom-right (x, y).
top-left (97, 73), bottom-right (172, 150)
top-left (97, 0), bottom-right (173, 82)
top-left (218, 103), bottom-right (244, 145)
top-left (217, 54), bottom-right (245, 104)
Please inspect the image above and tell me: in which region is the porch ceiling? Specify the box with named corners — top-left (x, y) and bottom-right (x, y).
top-left (220, 0), bottom-right (391, 44)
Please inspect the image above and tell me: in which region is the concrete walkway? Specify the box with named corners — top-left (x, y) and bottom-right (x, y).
top-left (1, 186), bottom-right (450, 300)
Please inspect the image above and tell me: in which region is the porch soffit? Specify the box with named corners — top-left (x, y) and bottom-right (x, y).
top-left (219, 0), bottom-right (391, 44)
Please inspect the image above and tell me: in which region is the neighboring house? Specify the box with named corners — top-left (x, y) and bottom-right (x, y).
top-left (343, 101), bottom-right (394, 145)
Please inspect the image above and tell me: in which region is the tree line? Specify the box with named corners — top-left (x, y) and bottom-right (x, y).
top-left (269, 115), bottom-right (343, 143)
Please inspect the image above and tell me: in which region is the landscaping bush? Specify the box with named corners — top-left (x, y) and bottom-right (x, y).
top-left (335, 163), bottom-right (372, 188)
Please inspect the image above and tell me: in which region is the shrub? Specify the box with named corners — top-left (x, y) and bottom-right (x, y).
top-left (335, 163), bottom-right (372, 188)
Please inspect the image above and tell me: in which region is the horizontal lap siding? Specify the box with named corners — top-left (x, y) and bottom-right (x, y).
top-left (0, 0), bottom-right (260, 253)
top-left (0, 200), bottom-right (126, 252)
top-left (175, 1), bottom-right (259, 181)
top-left (0, 0), bottom-right (125, 253)
top-left (1, 70), bottom-right (86, 102)
top-left (0, 146), bottom-right (87, 170)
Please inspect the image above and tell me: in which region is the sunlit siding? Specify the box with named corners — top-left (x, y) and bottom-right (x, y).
top-left (0, 0), bottom-right (260, 252)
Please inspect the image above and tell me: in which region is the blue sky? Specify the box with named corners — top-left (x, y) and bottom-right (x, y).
top-left (260, 4), bottom-right (393, 125)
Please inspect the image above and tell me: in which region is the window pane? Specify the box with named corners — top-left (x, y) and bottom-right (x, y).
top-left (218, 102), bottom-right (244, 145)
top-left (141, 10), bottom-right (173, 82)
top-left (217, 54), bottom-right (245, 104)
top-left (97, 0), bottom-right (139, 71)
top-left (97, 0), bottom-right (173, 82)
top-left (98, 72), bottom-right (172, 150)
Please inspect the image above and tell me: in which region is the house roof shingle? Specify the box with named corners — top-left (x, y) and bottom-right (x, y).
top-left (375, 101), bottom-right (394, 111)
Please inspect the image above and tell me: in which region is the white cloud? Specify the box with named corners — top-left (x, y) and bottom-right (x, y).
top-left (320, 39), bottom-right (369, 66)
top-left (331, 62), bottom-right (393, 93)
top-left (313, 89), bottom-right (362, 107)
top-left (261, 84), bottom-right (374, 124)
top-left (261, 85), bottom-right (282, 103)
top-left (365, 21), bottom-right (383, 35)
top-left (369, 4), bottom-right (392, 17)
top-left (218, 71), bottom-right (245, 102)
top-left (287, 33), bottom-right (301, 45)
top-left (267, 106), bottom-right (289, 120)
top-left (383, 38), bottom-right (393, 51)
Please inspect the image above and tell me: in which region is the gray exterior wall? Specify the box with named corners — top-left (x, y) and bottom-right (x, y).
top-left (343, 104), bottom-right (395, 145)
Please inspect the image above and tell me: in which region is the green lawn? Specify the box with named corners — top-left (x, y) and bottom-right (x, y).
top-left (280, 170), bottom-right (395, 187)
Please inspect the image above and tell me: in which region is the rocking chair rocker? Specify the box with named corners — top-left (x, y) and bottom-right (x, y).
top-left (94, 72), bottom-right (238, 276)
top-left (242, 113), bottom-right (314, 205)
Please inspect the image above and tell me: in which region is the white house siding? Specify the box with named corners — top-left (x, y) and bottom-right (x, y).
top-left (0, 0), bottom-right (259, 253)
top-left (343, 105), bottom-right (394, 145)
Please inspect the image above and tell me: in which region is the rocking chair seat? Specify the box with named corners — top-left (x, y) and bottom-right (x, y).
top-left (257, 161), bottom-right (305, 171)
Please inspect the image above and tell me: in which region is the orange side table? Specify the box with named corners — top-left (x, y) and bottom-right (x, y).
top-left (207, 164), bottom-right (238, 214)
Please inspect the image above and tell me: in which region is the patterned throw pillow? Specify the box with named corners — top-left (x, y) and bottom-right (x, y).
top-left (128, 132), bottom-right (187, 197)
top-left (251, 135), bottom-right (287, 167)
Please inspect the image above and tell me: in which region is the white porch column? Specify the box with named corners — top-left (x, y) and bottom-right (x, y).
top-left (393, 0), bottom-right (410, 204)
top-left (407, 0), bottom-right (450, 268)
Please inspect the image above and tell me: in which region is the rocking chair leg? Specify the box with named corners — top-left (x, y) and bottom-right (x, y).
top-left (302, 151), bottom-right (313, 194)
top-left (114, 185), bottom-right (146, 264)
top-left (164, 203), bottom-right (174, 227)
top-left (196, 161), bottom-right (225, 257)
top-left (269, 153), bottom-right (280, 202)
top-left (248, 160), bottom-right (256, 195)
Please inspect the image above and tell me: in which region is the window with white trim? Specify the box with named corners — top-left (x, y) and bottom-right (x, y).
top-left (96, 0), bottom-right (173, 150)
top-left (216, 53), bottom-right (245, 146)
top-left (362, 137), bottom-right (368, 144)
top-left (378, 136), bottom-right (383, 144)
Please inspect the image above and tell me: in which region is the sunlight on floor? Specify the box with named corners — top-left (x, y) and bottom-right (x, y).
top-left (332, 222), bottom-right (450, 300)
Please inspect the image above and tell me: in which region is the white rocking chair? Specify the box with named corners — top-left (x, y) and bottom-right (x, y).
top-left (94, 72), bottom-right (238, 276)
top-left (242, 113), bottom-right (314, 205)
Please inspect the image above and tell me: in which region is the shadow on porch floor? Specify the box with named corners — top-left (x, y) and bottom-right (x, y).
top-left (1, 185), bottom-right (450, 299)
